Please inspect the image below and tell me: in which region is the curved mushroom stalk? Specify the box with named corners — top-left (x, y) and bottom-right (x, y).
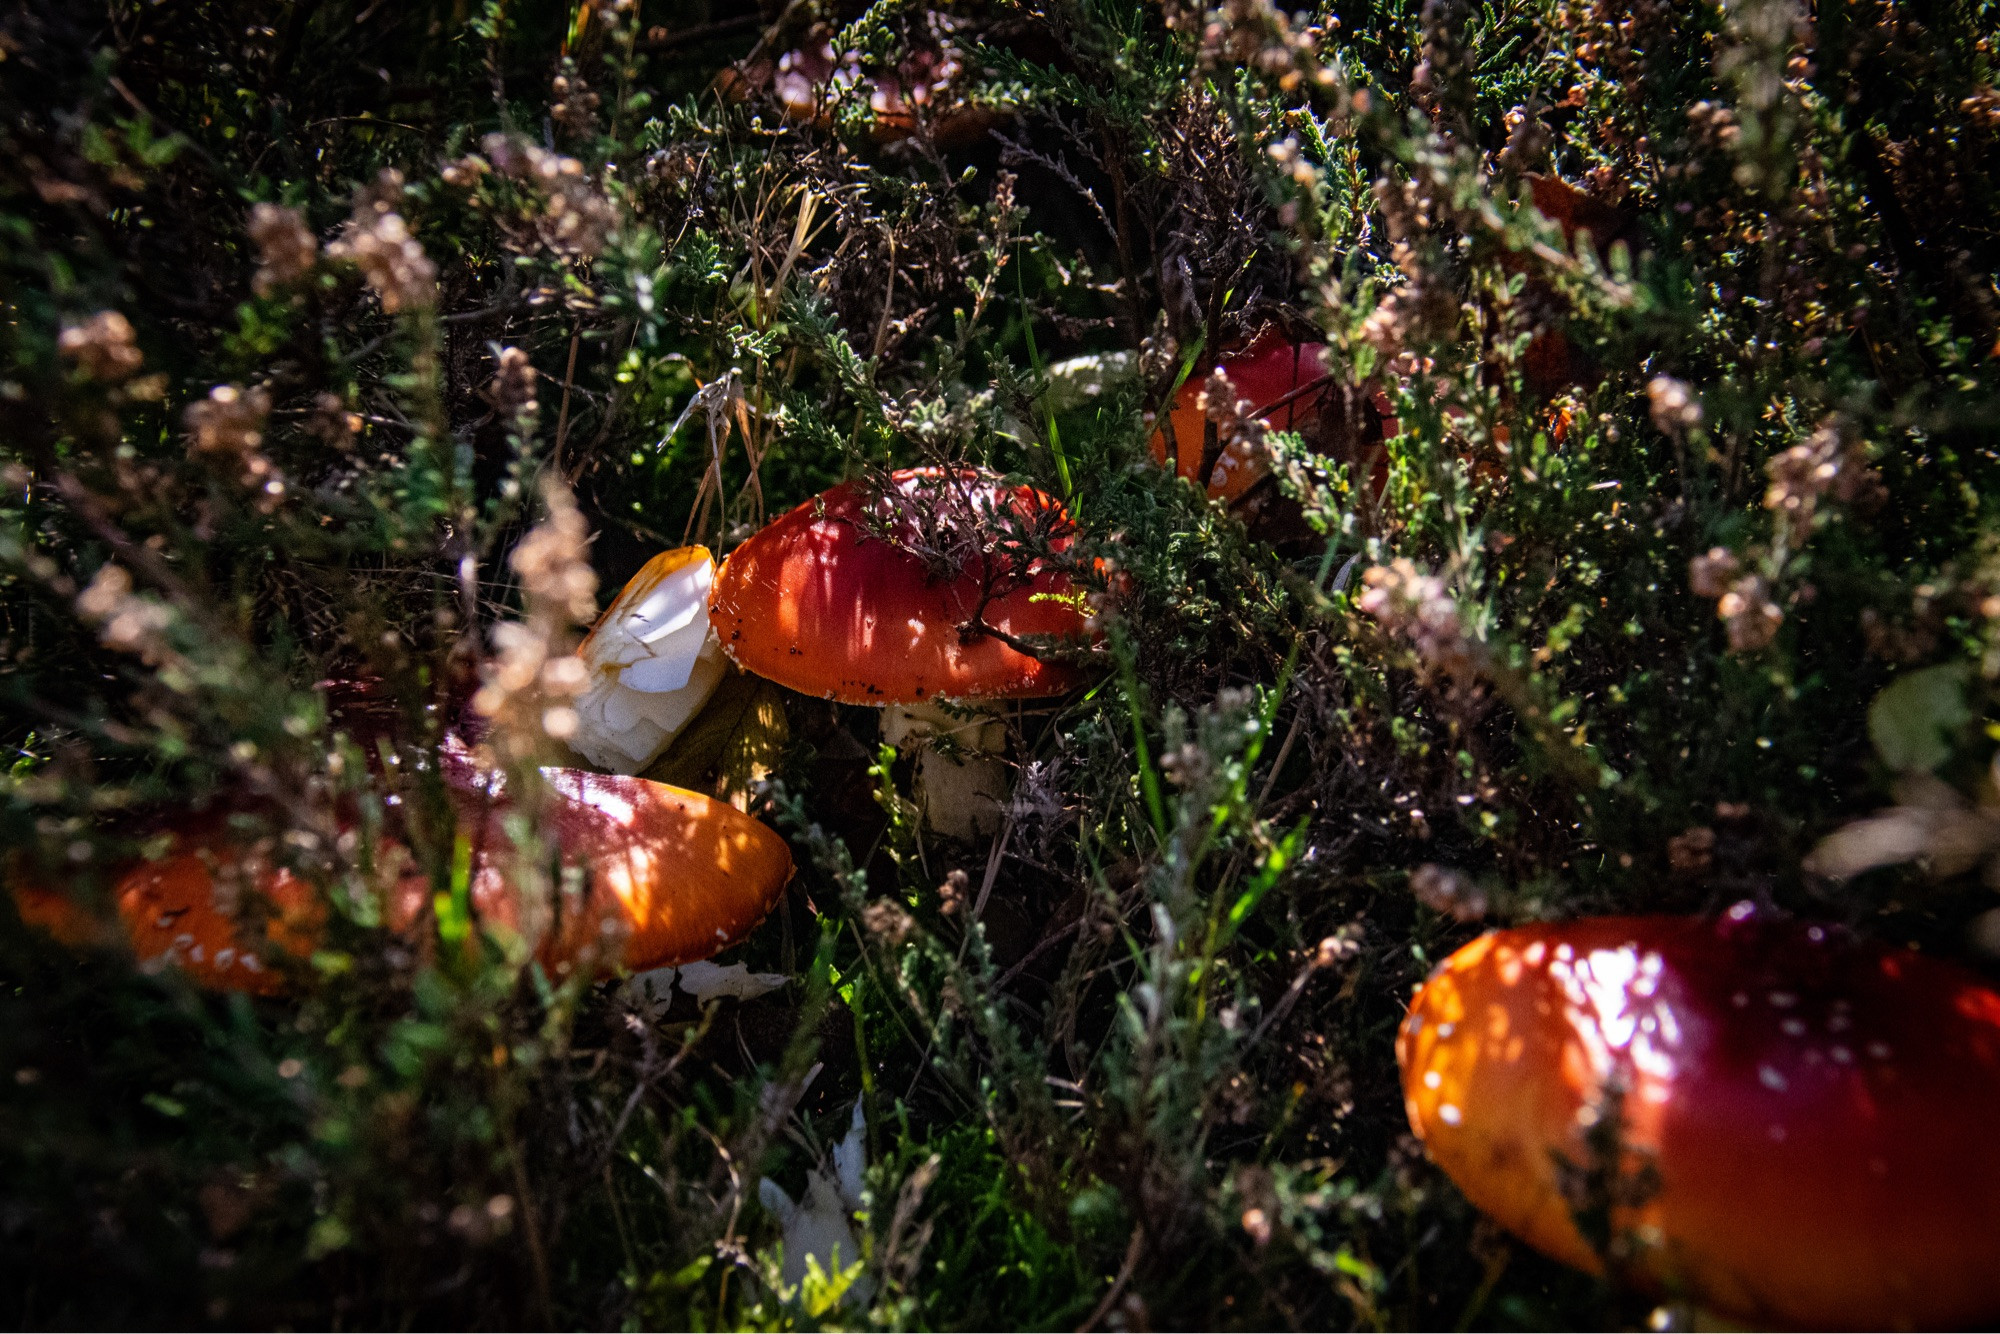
top-left (570, 547), bottom-right (729, 775)
top-left (881, 700), bottom-right (1010, 840)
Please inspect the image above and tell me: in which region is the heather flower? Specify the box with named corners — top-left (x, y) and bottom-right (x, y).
top-left (439, 153), bottom-right (488, 188)
top-left (303, 391), bottom-right (361, 449)
top-left (1667, 826), bottom-right (1717, 874)
top-left (1314, 928), bottom-right (1364, 965)
top-left (473, 478), bottom-right (599, 763)
top-left (861, 900), bottom-right (915, 948)
top-left (508, 482), bottom-right (599, 626)
top-left (1763, 418), bottom-right (1881, 539)
top-left (474, 135), bottom-right (616, 261)
top-left (1358, 559), bottom-right (1478, 674)
top-left (185, 384), bottom-right (271, 456)
top-left (485, 346), bottom-right (539, 420)
top-left (1688, 547), bottom-right (1741, 598)
top-left (1646, 375), bottom-right (1702, 435)
top-left (247, 203), bottom-right (317, 297)
top-left (57, 310), bottom-right (143, 382)
top-left (1197, 367), bottom-right (1261, 440)
top-left (1410, 863), bottom-right (1487, 921)
top-left (1264, 137), bottom-right (1317, 186)
top-left (326, 170), bottom-right (436, 313)
top-left (1716, 574), bottom-right (1783, 651)
top-left (76, 563), bottom-right (175, 665)
top-left (549, 72), bottom-right (601, 136)
top-left (1198, 0), bottom-right (1332, 88)
top-left (937, 868), bottom-right (969, 916)
top-left (1959, 86), bottom-right (2000, 128)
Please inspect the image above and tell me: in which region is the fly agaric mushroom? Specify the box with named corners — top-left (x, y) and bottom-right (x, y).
top-left (116, 833), bottom-right (328, 994)
top-left (10, 827), bottom-right (329, 994)
top-left (445, 764), bottom-right (794, 975)
top-left (1398, 909), bottom-right (2000, 1330)
top-left (569, 546), bottom-right (730, 774)
top-left (708, 468), bottom-right (1090, 838)
top-left (1150, 334), bottom-right (1335, 503)
top-left (14, 765), bottom-right (792, 993)
top-left (866, 46), bottom-right (997, 148)
top-left (1498, 174), bottom-right (1632, 396)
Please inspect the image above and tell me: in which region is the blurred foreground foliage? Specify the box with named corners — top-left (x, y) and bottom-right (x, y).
top-left (1, 0), bottom-right (1997, 1327)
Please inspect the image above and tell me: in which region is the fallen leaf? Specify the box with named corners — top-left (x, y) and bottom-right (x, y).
top-left (757, 1102), bottom-right (874, 1305)
top-left (1804, 803), bottom-right (2000, 881)
top-left (642, 667), bottom-right (789, 806)
top-left (675, 959), bottom-right (788, 1002)
top-left (1868, 663), bottom-right (1973, 774)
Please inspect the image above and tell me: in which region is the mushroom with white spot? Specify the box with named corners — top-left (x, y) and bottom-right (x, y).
top-left (1149, 332), bottom-right (1340, 503)
top-left (1397, 907), bottom-right (2000, 1329)
top-left (433, 756), bottom-right (795, 975)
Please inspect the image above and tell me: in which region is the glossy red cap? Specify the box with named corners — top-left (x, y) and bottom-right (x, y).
top-left (16, 766), bottom-right (792, 991)
top-left (709, 468), bottom-right (1090, 705)
top-left (445, 767), bottom-right (794, 974)
top-left (1398, 911), bottom-right (2000, 1329)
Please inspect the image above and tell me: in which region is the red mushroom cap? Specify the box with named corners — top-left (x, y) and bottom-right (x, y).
top-left (708, 468), bottom-right (1090, 705)
top-left (1150, 334), bottom-right (1333, 501)
top-left (11, 868), bottom-right (117, 951)
top-left (1397, 911), bottom-right (2000, 1330)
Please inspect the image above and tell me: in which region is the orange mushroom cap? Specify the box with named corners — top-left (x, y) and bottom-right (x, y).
top-left (1398, 910), bottom-right (2000, 1330)
top-left (867, 48), bottom-right (997, 149)
top-left (445, 766), bottom-right (794, 974)
top-left (51, 829), bottom-right (329, 995)
top-left (11, 868), bottom-right (117, 950)
top-left (708, 468), bottom-right (1091, 705)
top-left (1149, 335), bottom-right (1333, 502)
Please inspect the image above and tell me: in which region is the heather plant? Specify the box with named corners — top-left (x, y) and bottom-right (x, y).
top-left (1, 0), bottom-right (1997, 1327)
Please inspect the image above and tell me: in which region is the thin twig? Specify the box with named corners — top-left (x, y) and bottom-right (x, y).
top-left (1255, 708), bottom-right (1306, 812)
top-left (1077, 1225), bottom-right (1146, 1332)
top-left (636, 14), bottom-right (762, 51)
top-left (506, 1130), bottom-right (557, 1328)
top-left (552, 327), bottom-right (581, 475)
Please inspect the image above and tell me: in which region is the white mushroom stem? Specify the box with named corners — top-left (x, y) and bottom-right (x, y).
top-left (881, 700), bottom-right (1009, 840)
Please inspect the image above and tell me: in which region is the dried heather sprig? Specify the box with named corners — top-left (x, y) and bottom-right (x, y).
top-left (473, 478), bottom-right (599, 762)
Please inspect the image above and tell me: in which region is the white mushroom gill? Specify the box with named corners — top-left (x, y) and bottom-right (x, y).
top-left (570, 547), bottom-right (729, 774)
